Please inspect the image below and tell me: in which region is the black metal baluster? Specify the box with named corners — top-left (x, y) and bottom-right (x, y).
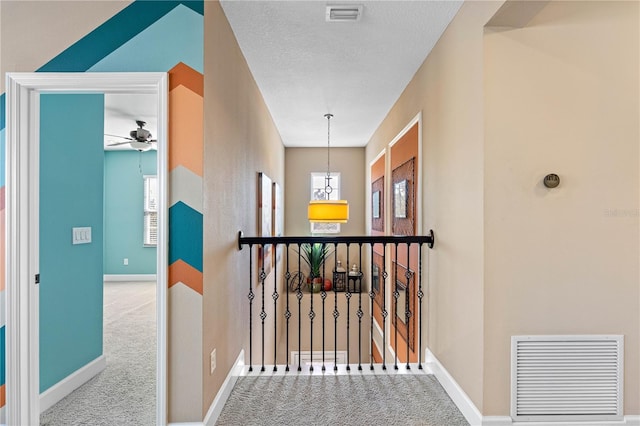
top-left (418, 242), bottom-right (424, 370)
top-left (248, 244), bottom-right (254, 372)
top-left (369, 244), bottom-right (375, 371)
top-left (285, 244), bottom-right (291, 372)
top-left (309, 243), bottom-right (317, 373)
top-left (297, 244), bottom-right (303, 372)
top-left (333, 243), bottom-right (339, 371)
top-left (357, 243), bottom-right (364, 371)
top-left (321, 245), bottom-right (330, 372)
top-left (260, 246), bottom-right (267, 372)
top-left (273, 243), bottom-right (279, 372)
top-left (381, 243), bottom-right (388, 370)
top-left (406, 243), bottom-right (411, 370)
top-left (393, 242), bottom-right (399, 370)
top-left (345, 244), bottom-right (351, 371)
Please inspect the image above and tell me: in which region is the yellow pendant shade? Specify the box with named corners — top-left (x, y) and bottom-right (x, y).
top-left (308, 200), bottom-right (349, 223)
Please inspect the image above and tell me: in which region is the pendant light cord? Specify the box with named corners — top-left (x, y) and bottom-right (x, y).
top-left (324, 113), bottom-right (334, 199)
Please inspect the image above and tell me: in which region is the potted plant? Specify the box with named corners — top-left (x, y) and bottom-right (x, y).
top-left (299, 243), bottom-right (333, 292)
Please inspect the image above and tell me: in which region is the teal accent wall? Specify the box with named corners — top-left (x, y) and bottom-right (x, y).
top-left (39, 94), bottom-right (105, 392)
top-left (104, 151), bottom-right (157, 274)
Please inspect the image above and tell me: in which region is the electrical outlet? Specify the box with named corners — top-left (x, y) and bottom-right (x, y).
top-left (123, 258), bottom-right (129, 266)
top-left (210, 349), bottom-right (216, 374)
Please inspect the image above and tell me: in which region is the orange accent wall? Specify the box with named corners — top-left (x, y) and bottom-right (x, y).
top-left (169, 259), bottom-right (203, 295)
top-left (390, 123), bottom-right (418, 169)
top-left (169, 62), bottom-right (204, 97)
top-left (390, 121), bottom-right (419, 364)
top-left (372, 340), bottom-right (382, 363)
top-left (371, 154), bottom-right (385, 182)
top-left (168, 85), bottom-right (204, 176)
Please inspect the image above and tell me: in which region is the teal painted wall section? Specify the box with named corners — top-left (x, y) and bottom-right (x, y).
top-left (88, 4), bottom-right (203, 73)
top-left (39, 94), bottom-right (105, 392)
top-left (104, 151), bottom-right (157, 274)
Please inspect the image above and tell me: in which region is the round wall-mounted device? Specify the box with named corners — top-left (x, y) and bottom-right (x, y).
top-left (543, 173), bottom-right (560, 188)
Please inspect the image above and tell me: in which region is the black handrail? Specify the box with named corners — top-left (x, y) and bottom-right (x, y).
top-left (237, 230), bottom-right (435, 250)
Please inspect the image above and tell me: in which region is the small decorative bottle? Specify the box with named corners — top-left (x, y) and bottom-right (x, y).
top-left (334, 260), bottom-right (346, 291)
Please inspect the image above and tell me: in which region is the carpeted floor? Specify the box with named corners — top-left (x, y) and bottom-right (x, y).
top-left (40, 281), bottom-right (156, 426)
top-left (216, 374), bottom-right (469, 426)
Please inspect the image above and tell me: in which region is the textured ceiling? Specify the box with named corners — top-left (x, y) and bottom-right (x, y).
top-left (220, 0), bottom-right (462, 147)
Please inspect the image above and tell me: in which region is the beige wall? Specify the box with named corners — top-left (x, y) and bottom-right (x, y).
top-left (285, 147), bottom-right (366, 236)
top-left (0, 1), bottom-right (131, 92)
top-left (282, 147), bottom-right (367, 366)
top-left (203, 1), bottom-right (285, 415)
top-left (366, 0), bottom-right (639, 417)
top-left (365, 1), bottom-right (504, 410)
top-left (483, 0), bottom-right (639, 415)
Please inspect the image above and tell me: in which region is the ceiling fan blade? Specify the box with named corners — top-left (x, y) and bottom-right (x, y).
top-left (104, 133), bottom-right (134, 140)
top-left (107, 141), bottom-right (132, 147)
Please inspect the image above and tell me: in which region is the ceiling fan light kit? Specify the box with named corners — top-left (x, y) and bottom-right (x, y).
top-left (106, 119), bottom-right (157, 151)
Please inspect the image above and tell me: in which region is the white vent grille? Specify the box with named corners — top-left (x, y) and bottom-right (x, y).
top-left (325, 4), bottom-right (363, 22)
top-left (511, 335), bottom-right (623, 422)
top-left (291, 351), bottom-right (347, 367)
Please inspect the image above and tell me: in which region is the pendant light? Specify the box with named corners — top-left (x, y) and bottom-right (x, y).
top-left (308, 113), bottom-right (349, 223)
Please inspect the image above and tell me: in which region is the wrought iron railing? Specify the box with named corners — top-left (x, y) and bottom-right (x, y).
top-left (237, 231), bottom-right (435, 373)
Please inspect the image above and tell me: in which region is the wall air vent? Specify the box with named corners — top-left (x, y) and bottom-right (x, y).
top-left (326, 4), bottom-right (363, 22)
top-left (511, 335), bottom-right (624, 423)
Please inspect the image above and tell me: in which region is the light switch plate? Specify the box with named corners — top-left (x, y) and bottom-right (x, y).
top-left (72, 227), bottom-right (92, 245)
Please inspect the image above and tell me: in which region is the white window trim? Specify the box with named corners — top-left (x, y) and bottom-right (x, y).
top-left (310, 172), bottom-right (341, 234)
top-left (143, 175), bottom-right (158, 247)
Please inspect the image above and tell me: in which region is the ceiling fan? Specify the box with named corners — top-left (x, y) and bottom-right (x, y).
top-left (106, 120), bottom-right (157, 151)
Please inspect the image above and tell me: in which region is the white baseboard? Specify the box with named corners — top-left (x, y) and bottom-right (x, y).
top-left (425, 349), bottom-right (639, 426)
top-left (482, 417), bottom-right (513, 426)
top-left (202, 350), bottom-right (245, 426)
top-left (624, 416), bottom-right (640, 425)
top-left (425, 348), bottom-right (483, 426)
top-left (103, 274), bottom-right (157, 282)
top-left (40, 355), bottom-right (106, 413)
top-left (167, 423), bottom-right (202, 426)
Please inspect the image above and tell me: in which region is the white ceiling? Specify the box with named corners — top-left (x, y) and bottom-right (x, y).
top-left (104, 93), bottom-right (158, 151)
top-left (220, 0), bottom-right (462, 147)
top-left (103, 2), bottom-right (462, 150)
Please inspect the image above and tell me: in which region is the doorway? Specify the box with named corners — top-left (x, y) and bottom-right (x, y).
top-left (369, 112), bottom-right (423, 364)
top-left (5, 72), bottom-right (168, 426)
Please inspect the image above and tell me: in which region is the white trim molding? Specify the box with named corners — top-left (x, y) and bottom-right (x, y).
top-left (425, 348), bottom-right (483, 426)
top-left (39, 355), bottom-right (106, 413)
top-left (623, 416), bottom-right (640, 426)
top-left (425, 348), bottom-right (639, 426)
top-left (5, 72), bottom-right (169, 426)
top-left (103, 274), bottom-right (157, 282)
top-left (202, 350), bottom-right (245, 426)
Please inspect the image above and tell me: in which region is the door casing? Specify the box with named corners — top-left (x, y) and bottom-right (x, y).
top-left (5, 72), bottom-right (169, 426)
top-left (368, 111), bottom-right (423, 363)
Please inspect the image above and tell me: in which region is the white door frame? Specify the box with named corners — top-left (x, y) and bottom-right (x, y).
top-left (385, 111), bottom-right (423, 361)
top-left (5, 72), bottom-right (169, 426)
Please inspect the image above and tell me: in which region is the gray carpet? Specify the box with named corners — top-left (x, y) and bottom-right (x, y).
top-left (40, 281), bottom-right (156, 426)
top-left (216, 374), bottom-right (469, 426)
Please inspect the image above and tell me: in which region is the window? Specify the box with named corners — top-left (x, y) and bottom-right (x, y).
top-left (310, 172), bottom-right (341, 234)
top-left (144, 175), bottom-right (158, 247)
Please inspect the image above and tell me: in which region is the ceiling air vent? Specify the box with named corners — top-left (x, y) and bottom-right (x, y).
top-left (326, 4), bottom-right (363, 22)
